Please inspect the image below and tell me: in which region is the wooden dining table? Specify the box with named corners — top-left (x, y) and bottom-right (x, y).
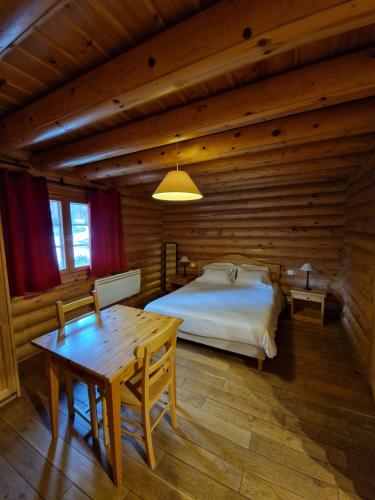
top-left (31, 304), bottom-right (182, 486)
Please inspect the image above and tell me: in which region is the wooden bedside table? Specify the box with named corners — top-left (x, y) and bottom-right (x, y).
top-left (168, 274), bottom-right (195, 292)
top-left (291, 288), bottom-right (327, 325)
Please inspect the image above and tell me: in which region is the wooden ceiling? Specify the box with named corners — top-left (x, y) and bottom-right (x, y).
top-left (1, 0), bottom-right (375, 195)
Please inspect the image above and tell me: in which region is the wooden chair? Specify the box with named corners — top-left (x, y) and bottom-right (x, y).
top-left (56, 290), bottom-right (109, 444)
top-left (120, 320), bottom-right (179, 469)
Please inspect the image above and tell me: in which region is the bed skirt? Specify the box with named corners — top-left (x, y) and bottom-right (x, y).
top-left (177, 330), bottom-right (266, 360)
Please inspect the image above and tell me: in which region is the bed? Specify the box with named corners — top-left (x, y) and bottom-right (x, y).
top-left (144, 254), bottom-right (285, 369)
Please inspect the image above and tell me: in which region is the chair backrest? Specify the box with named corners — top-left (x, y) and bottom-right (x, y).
top-left (56, 289), bottom-right (100, 328)
top-left (134, 319), bottom-right (179, 404)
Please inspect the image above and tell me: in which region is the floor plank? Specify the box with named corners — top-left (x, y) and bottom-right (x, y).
top-left (0, 454), bottom-right (42, 499)
top-left (0, 418), bottom-right (72, 499)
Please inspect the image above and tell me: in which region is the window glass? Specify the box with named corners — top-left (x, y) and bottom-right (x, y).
top-left (49, 200), bottom-right (66, 270)
top-left (70, 203), bottom-right (90, 267)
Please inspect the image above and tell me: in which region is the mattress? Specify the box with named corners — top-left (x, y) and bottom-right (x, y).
top-left (144, 280), bottom-right (285, 358)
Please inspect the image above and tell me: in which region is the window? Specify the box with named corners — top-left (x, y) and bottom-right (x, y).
top-left (70, 203), bottom-right (90, 267)
top-left (50, 200), bottom-right (66, 270)
top-left (49, 198), bottom-right (90, 275)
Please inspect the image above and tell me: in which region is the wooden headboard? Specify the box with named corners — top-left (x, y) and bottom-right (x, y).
top-left (197, 254), bottom-right (281, 285)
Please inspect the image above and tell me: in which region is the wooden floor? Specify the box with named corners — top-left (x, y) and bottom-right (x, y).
top-left (1, 315), bottom-right (375, 500)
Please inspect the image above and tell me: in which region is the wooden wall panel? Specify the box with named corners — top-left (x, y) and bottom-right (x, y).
top-left (342, 166), bottom-right (375, 381)
top-left (122, 195), bottom-right (163, 308)
top-left (11, 280), bottom-right (94, 361)
top-left (163, 180), bottom-right (345, 297)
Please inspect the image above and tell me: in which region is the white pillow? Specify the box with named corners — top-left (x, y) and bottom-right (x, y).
top-left (203, 262), bottom-right (235, 271)
top-left (203, 262), bottom-right (236, 282)
top-left (234, 268), bottom-right (272, 287)
top-left (239, 263), bottom-right (270, 273)
top-left (196, 267), bottom-right (233, 285)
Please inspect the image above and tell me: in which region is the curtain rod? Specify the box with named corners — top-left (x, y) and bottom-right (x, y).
top-left (47, 177), bottom-right (125, 195)
top-left (0, 164), bottom-right (125, 196)
top-left (47, 177), bottom-right (96, 191)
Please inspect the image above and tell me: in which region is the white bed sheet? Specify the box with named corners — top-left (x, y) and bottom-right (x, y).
top-left (144, 280), bottom-right (285, 358)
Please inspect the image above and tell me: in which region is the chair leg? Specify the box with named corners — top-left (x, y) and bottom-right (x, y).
top-left (65, 373), bottom-right (75, 418)
top-left (101, 393), bottom-right (110, 446)
top-left (142, 408), bottom-right (156, 470)
top-left (88, 383), bottom-right (99, 439)
top-left (168, 381), bottom-right (178, 430)
top-left (173, 355), bottom-right (177, 405)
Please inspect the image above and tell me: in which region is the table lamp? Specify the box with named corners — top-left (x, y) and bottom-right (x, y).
top-left (300, 262), bottom-right (314, 290)
top-left (179, 256), bottom-right (190, 276)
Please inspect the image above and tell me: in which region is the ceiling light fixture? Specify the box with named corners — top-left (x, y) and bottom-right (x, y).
top-left (152, 143), bottom-right (203, 202)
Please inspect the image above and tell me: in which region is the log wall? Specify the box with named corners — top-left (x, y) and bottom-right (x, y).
top-left (122, 195), bottom-right (163, 307)
top-left (342, 166), bottom-right (375, 385)
top-left (11, 280), bottom-right (94, 361)
top-left (163, 180), bottom-right (346, 296)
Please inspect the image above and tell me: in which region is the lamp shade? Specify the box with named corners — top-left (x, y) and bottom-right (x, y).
top-left (179, 256), bottom-right (190, 263)
top-left (152, 170), bottom-right (203, 201)
top-left (300, 262), bottom-right (314, 272)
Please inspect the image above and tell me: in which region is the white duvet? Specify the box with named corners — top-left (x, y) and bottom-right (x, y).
top-left (144, 280), bottom-right (285, 358)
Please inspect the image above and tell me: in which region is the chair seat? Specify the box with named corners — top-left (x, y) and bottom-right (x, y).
top-left (120, 383), bottom-right (142, 407)
top-left (121, 368), bottom-right (171, 408)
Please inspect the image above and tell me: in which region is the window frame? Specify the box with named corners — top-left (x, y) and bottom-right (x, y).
top-left (48, 184), bottom-right (90, 282)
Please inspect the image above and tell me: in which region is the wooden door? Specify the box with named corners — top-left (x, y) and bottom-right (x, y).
top-left (0, 213), bottom-right (19, 405)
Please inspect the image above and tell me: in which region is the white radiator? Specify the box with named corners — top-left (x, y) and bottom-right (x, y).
top-left (95, 269), bottom-right (141, 308)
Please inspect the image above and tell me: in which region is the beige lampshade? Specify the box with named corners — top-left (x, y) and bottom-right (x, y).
top-left (300, 262), bottom-right (314, 272)
top-left (152, 170), bottom-right (203, 201)
top-left (179, 256), bottom-right (190, 263)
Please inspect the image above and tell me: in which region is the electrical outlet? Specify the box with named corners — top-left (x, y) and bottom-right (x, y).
top-left (287, 269), bottom-right (295, 276)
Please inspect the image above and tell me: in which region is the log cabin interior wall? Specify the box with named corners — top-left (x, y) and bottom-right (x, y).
top-left (342, 165), bottom-right (375, 379)
top-left (122, 195), bottom-right (163, 308)
top-left (0, 0), bottom-right (374, 398)
top-left (162, 179), bottom-right (345, 297)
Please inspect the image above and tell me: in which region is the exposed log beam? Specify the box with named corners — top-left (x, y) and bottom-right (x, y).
top-left (122, 168), bottom-right (355, 196)
top-left (2, 0), bottom-right (375, 152)
top-left (85, 134), bottom-right (375, 182)
top-left (117, 152), bottom-right (369, 186)
top-left (0, 0), bottom-right (67, 58)
top-left (118, 171), bottom-right (353, 194)
top-left (121, 164), bottom-right (360, 196)
top-left (32, 48), bottom-right (375, 170)
top-left (77, 99), bottom-right (375, 180)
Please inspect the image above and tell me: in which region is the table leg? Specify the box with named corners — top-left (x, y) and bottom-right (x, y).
top-left (105, 380), bottom-right (122, 486)
top-left (46, 354), bottom-right (59, 439)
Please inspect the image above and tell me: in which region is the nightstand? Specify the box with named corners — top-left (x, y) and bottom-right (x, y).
top-left (168, 274), bottom-right (195, 292)
top-left (291, 288), bottom-right (327, 325)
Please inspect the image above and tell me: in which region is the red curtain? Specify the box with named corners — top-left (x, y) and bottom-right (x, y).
top-left (89, 189), bottom-right (126, 277)
top-left (0, 170), bottom-right (61, 296)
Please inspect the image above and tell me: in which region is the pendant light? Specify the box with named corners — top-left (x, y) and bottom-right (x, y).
top-left (152, 143), bottom-right (203, 201)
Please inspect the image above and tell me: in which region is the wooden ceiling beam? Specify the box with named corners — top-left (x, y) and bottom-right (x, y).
top-left (120, 164), bottom-right (361, 193)
top-left (107, 134), bottom-right (375, 183)
top-left (32, 48), bottom-right (375, 170)
top-left (2, 0), bottom-right (375, 153)
top-left (194, 168), bottom-right (356, 193)
top-left (0, 0), bottom-right (67, 58)
top-left (116, 152), bottom-right (369, 186)
top-left (77, 98), bottom-right (375, 180)
top-left (125, 166), bottom-right (352, 198)
top-left (117, 172), bottom-right (357, 201)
